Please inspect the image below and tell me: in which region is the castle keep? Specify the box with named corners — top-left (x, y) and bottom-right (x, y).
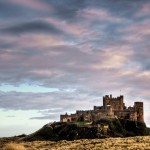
top-left (60, 95), bottom-right (144, 123)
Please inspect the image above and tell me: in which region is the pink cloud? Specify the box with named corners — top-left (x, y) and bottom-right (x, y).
top-left (137, 3), bottom-right (150, 17)
top-left (18, 34), bottom-right (65, 48)
top-left (0, 34), bottom-right (65, 49)
top-left (92, 48), bottom-right (131, 69)
top-left (118, 20), bottom-right (150, 43)
top-left (125, 20), bottom-right (150, 35)
top-left (7, 0), bottom-right (53, 11)
top-left (78, 8), bottom-right (121, 22)
top-left (46, 18), bottom-right (89, 36)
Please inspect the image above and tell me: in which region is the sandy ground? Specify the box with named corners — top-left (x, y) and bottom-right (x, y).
top-left (1, 136), bottom-right (150, 150)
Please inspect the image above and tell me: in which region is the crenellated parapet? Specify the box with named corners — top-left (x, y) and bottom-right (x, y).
top-left (103, 95), bottom-right (124, 110)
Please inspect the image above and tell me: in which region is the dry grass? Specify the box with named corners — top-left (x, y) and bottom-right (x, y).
top-left (1, 136), bottom-right (150, 150)
top-left (21, 136), bottom-right (150, 150)
top-left (2, 143), bottom-right (26, 150)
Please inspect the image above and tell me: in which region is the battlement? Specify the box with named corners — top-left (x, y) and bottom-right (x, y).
top-left (103, 94), bottom-right (124, 110)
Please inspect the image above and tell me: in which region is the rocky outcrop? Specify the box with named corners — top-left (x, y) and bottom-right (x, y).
top-left (22, 119), bottom-right (150, 141)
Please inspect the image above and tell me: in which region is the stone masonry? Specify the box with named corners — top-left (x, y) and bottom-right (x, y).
top-left (60, 94), bottom-right (144, 123)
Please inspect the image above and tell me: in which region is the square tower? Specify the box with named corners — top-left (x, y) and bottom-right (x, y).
top-left (103, 94), bottom-right (124, 110)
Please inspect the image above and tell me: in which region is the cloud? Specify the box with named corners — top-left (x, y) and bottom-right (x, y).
top-left (0, 91), bottom-right (101, 113)
top-left (46, 0), bottom-right (86, 21)
top-left (0, 41), bottom-right (132, 90)
top-left (30, 116), bottom-right (57, 120)
top-left (1, 20), bottom-right (63, 35)
top-left (6, 115), bottom-right (16, 118)
top-left (0, 1), bottom-right (23, 18)
top-left (7, 0), bottom-right (52, 11)
top-left (136, 2), bottom-right (150, 17)
top-left (0, 0), bottom-right (150, 127)
top-left (119, 20), bottom-right (150, 38)
top-left (30, 114), bottom-right (59, 120)
top-left (46, 18), bottom-right (88, 37)
top-left (78, 8), bottom-right (121, 22)
top-left (88, 0), bottom-right (148, 19)
top-left (0, 1), bottom-right (51, 19)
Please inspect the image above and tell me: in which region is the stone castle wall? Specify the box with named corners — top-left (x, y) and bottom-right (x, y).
top-left (60, 95), bottom-right (144, 123)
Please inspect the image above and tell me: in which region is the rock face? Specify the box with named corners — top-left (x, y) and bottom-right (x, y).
top-left (22, 119), bottom-right (150, 141)
top-left (119, 119), bottom-right (149, 136)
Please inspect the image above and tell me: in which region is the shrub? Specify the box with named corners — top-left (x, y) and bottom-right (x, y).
top-left (3, 143), bottom-right (26, 150)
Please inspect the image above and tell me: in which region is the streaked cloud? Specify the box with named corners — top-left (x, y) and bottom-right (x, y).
top-left (7, 0), bottom-right (52, 11)
top-left (1, 20), bottom-right (64, 35)
top-left (78, 8), bottom-right (121, 22)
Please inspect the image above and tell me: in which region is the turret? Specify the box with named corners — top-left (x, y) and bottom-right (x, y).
top-left (134, 102), bottom-right (144, 122)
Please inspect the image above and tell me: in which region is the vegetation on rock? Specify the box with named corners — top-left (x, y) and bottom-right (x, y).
top-left (21, 118), bottom-right (149, 141)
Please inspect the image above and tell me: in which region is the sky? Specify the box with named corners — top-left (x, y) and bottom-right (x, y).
top-left (0, 0), bottom-right (150, 137)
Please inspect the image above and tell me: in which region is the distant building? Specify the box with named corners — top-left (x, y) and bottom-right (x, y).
top-left (60, 95), bottom-right (144, 123)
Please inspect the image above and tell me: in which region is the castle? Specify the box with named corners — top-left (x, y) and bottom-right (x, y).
top-left (60, 95), bottom-right (144, 123)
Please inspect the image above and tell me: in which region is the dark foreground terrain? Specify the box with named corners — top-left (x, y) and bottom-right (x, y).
top-left (1, 119), bottom-right (150, 149)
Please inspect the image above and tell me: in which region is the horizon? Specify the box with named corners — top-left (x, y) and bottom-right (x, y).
top-left (0, 0), bottom-right (150, 137)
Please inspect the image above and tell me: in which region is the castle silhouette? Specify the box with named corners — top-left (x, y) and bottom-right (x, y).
top-left (60, 95), bottom-right (144, 122)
